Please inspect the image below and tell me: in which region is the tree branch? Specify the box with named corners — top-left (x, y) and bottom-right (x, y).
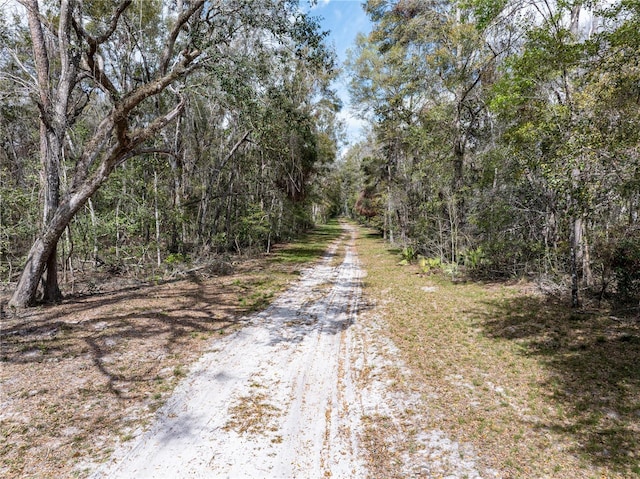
top-left (160, 0), bottom-right (206, 75)
top-left (22, 0), bottom-right (51, 113)
top-left (73, 1), bottom-right (132, 99)
top-left (128, 94), bottom-right (187, 146)
top-left (94, 1), bottom-right (132, 45)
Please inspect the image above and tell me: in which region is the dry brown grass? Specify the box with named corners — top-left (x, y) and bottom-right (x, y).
top-left (360, 412), bottom-right (405, 479)
top-left (355, 227), bottom-right (640, 478)
top-left (0, 223), bottom-right (343, 479)
top-left (224, 382), bottom-right (281, 436)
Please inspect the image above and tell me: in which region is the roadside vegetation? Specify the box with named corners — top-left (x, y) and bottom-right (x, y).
top-left (0, 1), bottom-right (340, 308)
top-left (0, 222), bottom-right (343, 479)
top-left (341, 0), bottom-right (640, 310)
top-left (355, 227), bottom-right (640, 478)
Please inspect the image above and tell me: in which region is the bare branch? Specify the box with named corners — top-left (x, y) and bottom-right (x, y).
top-left (94, 1), bottom-right (132, 45)
top-left (113, 148), bottom-right (179, 169)
top-left (0, 61), bottom-right (36, 90)
top-left (72, 1), bottom-right (132, 100)
top-left (160, 0), bottom-right (206, 75)
top-left (5, 48), bottom-right (38, 86)
top-left (129, 94), bottom-right (187, 146)
top-left (117, 54), bottom-right (195, 118)
top-left (224, 130), bottom-right (252, 165)
top-left (71, 1), bottom-right (132, 46)
top-left (81, 49), bottom-right (119, 98)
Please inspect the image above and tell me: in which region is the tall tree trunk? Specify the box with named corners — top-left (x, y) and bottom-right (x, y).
top-left (153, 169), bottom-right (162, 267)
top-left (570, 219), bottom-right (581, 308)
top-left (571, 214), bottom-right (583, 307)
top-left (583, 225), bottom-right (593, 287)
top-left (24, 0), bottom-right (71, 303)
top-left (87, 198), bottom-right (99, 266)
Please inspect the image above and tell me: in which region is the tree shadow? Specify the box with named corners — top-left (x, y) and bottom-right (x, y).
top-left (0, 222), bottom-right (357, 477)
top-left (476, 294), bottom-right (640, 473)
top-left (0, 276), bottom-right (244, 398)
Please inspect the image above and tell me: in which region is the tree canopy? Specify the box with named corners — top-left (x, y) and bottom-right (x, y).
top-left (341, 0), bottom-right (640, 305)
top-left (1, 0), bottom-right (340, 307)
top-left (3, 0), bottom-right (640, 308)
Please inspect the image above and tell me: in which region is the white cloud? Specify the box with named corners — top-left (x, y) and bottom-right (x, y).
top-left (309, 0), bottom-right (331, 10)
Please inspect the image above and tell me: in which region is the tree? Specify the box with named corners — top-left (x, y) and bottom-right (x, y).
top-left (5, 0), bottom-right (330, 308)
top-left (349, 0), bottom-right (507, 256)
top-left (342, 0), bottom-right (640, 305)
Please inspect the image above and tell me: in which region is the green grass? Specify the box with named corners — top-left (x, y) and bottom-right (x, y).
top-left (268, 219), bottom-right (343, 264)
top-left (230, 219), bottom-right (344, 313)
top-left (355, 226), bottom-right (640, 479)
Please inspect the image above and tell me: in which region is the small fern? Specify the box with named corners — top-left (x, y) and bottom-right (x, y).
top-left (461, 247), bottom-right (485, 269)
top-left (398, 246), bottom-right (417, 265)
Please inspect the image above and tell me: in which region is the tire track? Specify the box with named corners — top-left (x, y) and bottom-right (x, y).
top-left (91, 225), bottom-right (366, 479)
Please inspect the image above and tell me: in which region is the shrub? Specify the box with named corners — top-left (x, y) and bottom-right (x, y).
top-left (418, 256), bottom-right (442, 273)
top-left (611, 233), bottom-right (640, 302)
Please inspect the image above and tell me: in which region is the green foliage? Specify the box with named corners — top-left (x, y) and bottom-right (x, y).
top-left (611, 232), bottom-right (640, 302)
top-left (461, 246), bottom-right (486, 270)
top-left (397, 246), bottom-right (417, 265)
top-left (5, 0), bottom-right (640, 314)
top-left (236, 204), bottom-right (270, 250)
top-left (418, 256), bottom-right (442, 274)
top-left (460, 0), bottom-right (509, 30)
top-left (164, 253), bottom-right (190, 267)
top-left (0, 163), bottom-right (39, 278)
top-left (442, 261), bottom-right (459, 278)
top-left (343, 0), bottom-right (636, 305)
top-left (1, 0), bottom-right (342, 299)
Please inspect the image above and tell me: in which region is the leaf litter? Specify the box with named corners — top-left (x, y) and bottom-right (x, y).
top-left (3, 224), bottom-right (497, 478)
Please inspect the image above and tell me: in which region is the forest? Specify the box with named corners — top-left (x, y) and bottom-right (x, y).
top-left (340, 0), bottom-right (640, 308)
top-left (1, 0), bottom-right (341, 307)
top-left (1, 0), bottom-right (640, 309)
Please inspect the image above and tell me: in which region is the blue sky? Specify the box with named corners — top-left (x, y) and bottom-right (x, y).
top-left (304, 0), bottom-right (373, 146)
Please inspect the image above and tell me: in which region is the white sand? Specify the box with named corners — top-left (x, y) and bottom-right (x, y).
top-left (91, 228), bottom-right (365, 478)
top-left (91, 225), bottom-right (489, 479)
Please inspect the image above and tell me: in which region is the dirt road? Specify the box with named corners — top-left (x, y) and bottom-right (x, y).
top-left (91, 225), bottom-right (487, 478)
top-left (90, 226), bottom-right (364, 478)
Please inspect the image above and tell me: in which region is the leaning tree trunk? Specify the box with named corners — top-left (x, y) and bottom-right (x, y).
top-left (9, 238), bottom-right (61, 308)
top-left (8, 0), bottom-right (264, 307)
top-left (9, 91), bottom-right (188, 309)
top-left (10, 140), bottom-right (124, 308)
top-left (9, 195), bottom-right (78, 307)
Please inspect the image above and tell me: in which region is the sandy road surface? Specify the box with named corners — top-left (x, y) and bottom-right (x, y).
top-left (91, 226), bottom-right (366, 478)
top-left (91, 224), bottom-right (488, 479)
